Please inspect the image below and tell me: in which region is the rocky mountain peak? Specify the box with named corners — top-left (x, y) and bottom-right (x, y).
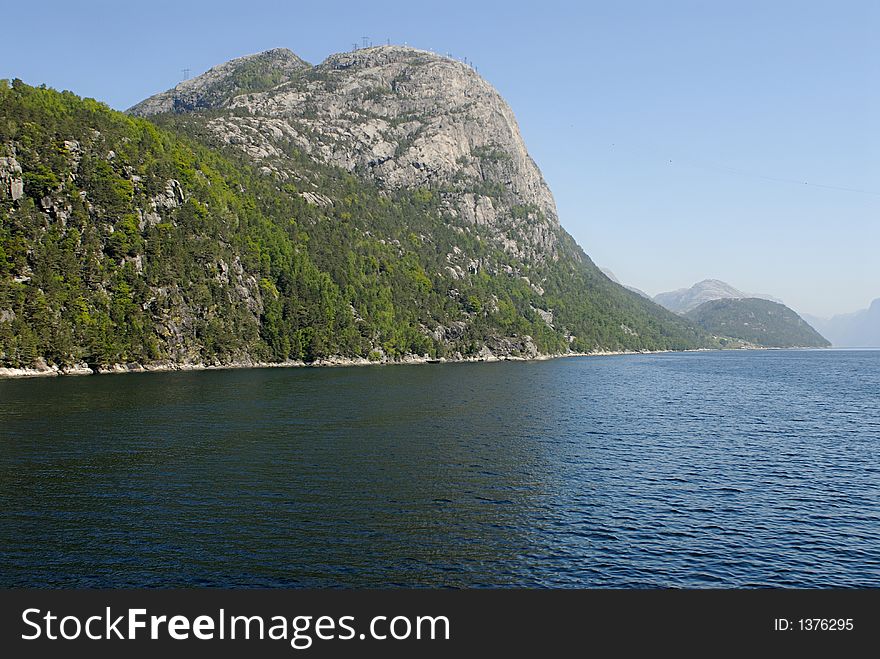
top-left (127, 48), bottom-right (310, 116)
top-left (129, 46), bottom-right (561, 261)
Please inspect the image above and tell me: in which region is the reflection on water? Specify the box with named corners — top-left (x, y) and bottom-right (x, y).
top-left (1, 350), bottom-right (878, 587)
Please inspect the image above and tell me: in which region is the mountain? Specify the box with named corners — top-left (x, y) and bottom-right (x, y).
top-left (685, 298), bottom-right (830, 348)
top-left (0, 52), bottom-right (712, 372)
top-left (654, 279), bottom-right (782, 314)
top-left (804, 299), bottom-right (880, 347)
top-left (131, 46), bottom-right (565, 263)
top-left (600, 267), bottom-right (650, 299)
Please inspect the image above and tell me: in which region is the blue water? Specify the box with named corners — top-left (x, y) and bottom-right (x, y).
top-left (1, 350), bottom-right (878, 587)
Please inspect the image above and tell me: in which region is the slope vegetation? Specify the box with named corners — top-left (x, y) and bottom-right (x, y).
top-left (0, 80), bottom-right (710, 370)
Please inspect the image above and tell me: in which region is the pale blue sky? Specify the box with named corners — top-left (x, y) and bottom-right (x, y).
top-left (4, 0), bottom-right (877, 317)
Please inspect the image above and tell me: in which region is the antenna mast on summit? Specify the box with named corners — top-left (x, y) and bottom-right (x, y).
top-left (362, 36), bottom-right (369, 48)
top-left (182, 68), bottom-right (190, 80)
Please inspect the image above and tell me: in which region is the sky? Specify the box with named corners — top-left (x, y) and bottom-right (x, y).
top-left (3, 0), bottom-right (877, 317)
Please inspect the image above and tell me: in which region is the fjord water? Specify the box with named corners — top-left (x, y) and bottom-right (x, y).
top-left (1, 350), bottom-right (877, 588)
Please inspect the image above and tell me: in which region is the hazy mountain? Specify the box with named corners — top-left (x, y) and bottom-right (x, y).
top-left (803, 299), bottom-right (880, 347)
top-left (0, 50), bottom-right (713, 372)
top-left (600, 267), bottom-right (620, 284)
top-left (654, 279), bottom-right (782, 314)
top-left (600, 267), bottom-right (650, 299)
top-left (685, 298), bottom-right (830, 348)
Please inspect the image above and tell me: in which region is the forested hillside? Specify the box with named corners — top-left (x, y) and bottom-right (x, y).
top-left (0, 79), bottom-right (711, 371)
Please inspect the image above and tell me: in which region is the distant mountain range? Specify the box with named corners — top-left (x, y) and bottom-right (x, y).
top-left (651, 279), bottom-right (827, 347)
top-left (685, 298), bottom-right (830, 348)
top-left (803, 300), bottom-right (880, 347)
top-left (653, 279), bottom-right (783, 314)
top-left (600, 274), bottom-right (829, 348)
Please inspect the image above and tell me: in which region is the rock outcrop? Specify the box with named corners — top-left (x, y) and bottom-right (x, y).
top-left (0, 155), bottom-right (24, 201)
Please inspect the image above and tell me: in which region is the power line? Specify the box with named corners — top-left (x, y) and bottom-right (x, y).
top-left (607, 142), bottom-right (880, 197)
top-left (685, 160), bottom-right (880, 196)
top-left (673, 157), bottom-right (880, 196)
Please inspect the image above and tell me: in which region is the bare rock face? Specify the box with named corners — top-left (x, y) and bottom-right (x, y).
top-left (130, 46), bottom-right (562, 261)
top-left (0, 155), bottom-right (24, 201)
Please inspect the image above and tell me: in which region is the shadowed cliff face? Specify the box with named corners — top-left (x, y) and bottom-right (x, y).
top-left (130, 46), bottom-right (561, 262)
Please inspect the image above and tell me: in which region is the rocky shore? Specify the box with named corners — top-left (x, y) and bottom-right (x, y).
top-left (0, 348), bottom-right (681, 380)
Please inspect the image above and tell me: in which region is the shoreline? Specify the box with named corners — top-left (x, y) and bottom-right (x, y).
top-left (0, 348), bottom-right (684, 380)
top-left (0, 345), bottom-right (838, 380)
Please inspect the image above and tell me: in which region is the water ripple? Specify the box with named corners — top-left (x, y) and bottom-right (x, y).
top-left (0, 349), bottom-right (878, 588)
